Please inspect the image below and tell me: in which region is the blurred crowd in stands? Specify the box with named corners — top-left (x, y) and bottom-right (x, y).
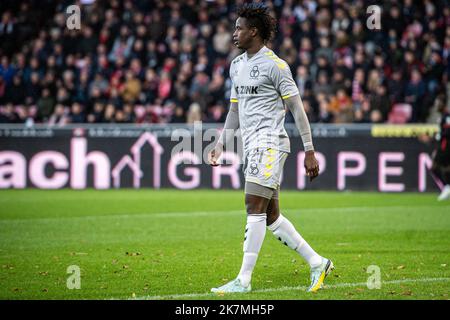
top-left (0, 0), bottom-right (449, 125)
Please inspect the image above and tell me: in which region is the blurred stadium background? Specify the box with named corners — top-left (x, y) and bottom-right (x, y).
top-left (0, 0), bottom-right (449, 300)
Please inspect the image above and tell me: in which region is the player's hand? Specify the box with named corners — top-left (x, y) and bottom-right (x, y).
top-left (208, 145), bottom-right (223, 166)
top-left (304, 150), bottom-right (319, 182)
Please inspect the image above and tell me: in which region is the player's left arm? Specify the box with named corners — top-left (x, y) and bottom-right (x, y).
top-left (284, 94), bottom-right (319, 181)
top-left (269, 60), bottom-right (319, 181)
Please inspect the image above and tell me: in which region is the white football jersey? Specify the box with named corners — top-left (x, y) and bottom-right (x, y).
top-left (229, 46), bottom-right (299, 155)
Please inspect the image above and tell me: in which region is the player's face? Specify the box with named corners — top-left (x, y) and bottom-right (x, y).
top-left (233, 17), bottom-right (255, 50)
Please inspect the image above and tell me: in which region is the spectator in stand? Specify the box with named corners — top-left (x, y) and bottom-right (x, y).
top-left (103, 103), bottom-right (116, 123)
top-left (329, 88), bottom-right (353, 123)
top-left (0, 103), bottom-right (20, 123)
top-left (213, 21), bottom-right (232, 57)
top-left (370, 85), bottom-right (392, 122)
top-left (68, 102), bottom-right (86, 123)
top-left (170, 106), bottom-right (186, 123)
top-left (0, 56), bottom-right (15, 86)
top-left (5, 74), bottom-right (26, 105)
top-left (122, 70), bottom-right (142, 103)
top-left (354, 96), bottom-right (372, 123)
top-left (87, 102), bottom-right (105, 123)
top-left (405, 68), bottom-right (427, 122)
top-left (186, 102), bottom-right (202, 124)
top-left (36, 87), bottom-right (55, 122)
top-left (316, 94), bottom-right (333, 123)
top-left (48, 104), bottom-right (69, 126)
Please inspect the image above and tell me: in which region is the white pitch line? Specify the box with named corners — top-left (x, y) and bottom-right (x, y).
top-left (120, 277), bottom-right (450, 300)
top-left (1, 205), bottom-right (445, 223)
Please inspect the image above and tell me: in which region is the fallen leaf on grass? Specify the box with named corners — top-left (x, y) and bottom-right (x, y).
top-left (402, 290), bottom-right (413, 296)
top-left (396, 265), bottom-right (405, 270)
top-left (126, 252), bottom-right (142, 256)
top-left (39, 271), bottom-right (49, 276)
top-left (70, 252), bottom-right (88, 256)
top-left (345, 292), bottom-right (354, 296)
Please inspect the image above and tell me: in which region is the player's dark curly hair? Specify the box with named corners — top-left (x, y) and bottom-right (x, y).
top-left (237, 3), bottom-right (276, 43)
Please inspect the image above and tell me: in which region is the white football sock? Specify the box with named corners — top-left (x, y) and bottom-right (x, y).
top-left (268, 214), bottom-right (322, 268)
top-left (237, 213), bottom-right (267, 287)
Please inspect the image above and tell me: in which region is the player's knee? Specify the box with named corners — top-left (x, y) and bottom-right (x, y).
top-left (266, 210), bottom-right (280, 226)
top-left (245, 194), bottom-right (269, 214)
top-left (266, 199), bottom-right (280, 225)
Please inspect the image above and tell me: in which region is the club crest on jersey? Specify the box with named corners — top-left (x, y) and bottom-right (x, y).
top-left (248, 162), bottom-right (259, 175)
top-left (249, 66), bottom-right (260, 79)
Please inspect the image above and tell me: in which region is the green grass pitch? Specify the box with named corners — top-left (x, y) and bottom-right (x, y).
top-left (0, 189), bottom-right (449, 300)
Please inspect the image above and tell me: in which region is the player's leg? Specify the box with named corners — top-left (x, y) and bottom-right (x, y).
top-left (266, 193), bottom-right (322, 268)
top-left (433, 156), bottom-right (450, 200)
top-left (211, 186), bottom-right (272, 293)
top-left (211, 148), bottom-right (274, 294)
top-left (431, 158), bottom-right (446, 190)
top-left (238, 192), bottom-right (271, 287)
top-left (437, 164), bottom-right (450, 201)
top-left (266, 184), bottom-right (333, 292)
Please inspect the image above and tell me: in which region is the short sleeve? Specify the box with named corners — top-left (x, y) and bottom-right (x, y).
top-left (270, 61), bottom-right (299, 100)
top-left (229, 64), bottom-right (238, 103)
top-left (230, 83), bottom-right (238, 102)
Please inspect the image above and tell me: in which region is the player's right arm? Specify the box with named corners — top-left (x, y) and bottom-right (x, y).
top-left (208, 101), bottom-right (239, 166)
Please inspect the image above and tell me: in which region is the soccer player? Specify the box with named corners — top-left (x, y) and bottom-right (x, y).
top-left (208, 3), bottom-right (333, 294)
top-left (432, 97), bottom-right (450, 201)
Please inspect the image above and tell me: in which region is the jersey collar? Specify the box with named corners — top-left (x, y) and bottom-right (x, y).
top-left (245, 46), bottom-right (268, 62)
